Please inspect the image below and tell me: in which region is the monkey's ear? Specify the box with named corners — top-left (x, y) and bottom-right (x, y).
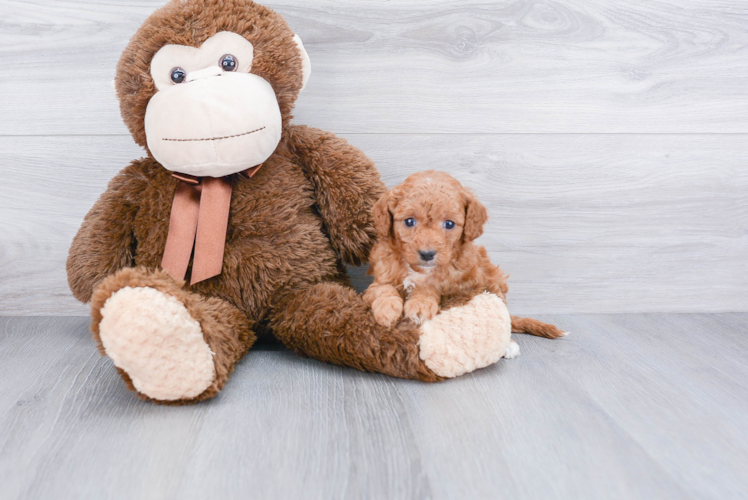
top-left (292, 34), bottom-right (311, 91)
top-left (463, 191), bottom-right (488, 242)
top-left (373, 191), bottom-right (394, 241)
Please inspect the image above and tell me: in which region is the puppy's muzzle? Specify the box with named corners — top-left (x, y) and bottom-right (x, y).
top-left (419, 250), bottom-right (436, 262)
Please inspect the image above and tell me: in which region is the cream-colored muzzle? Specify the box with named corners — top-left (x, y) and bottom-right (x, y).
top-left (144, 70), bottom-right (282, 177)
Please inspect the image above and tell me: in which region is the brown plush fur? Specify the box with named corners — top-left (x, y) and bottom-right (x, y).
top-left (364, 171), bottom-right (566, 338)
top-left (271, 283), bottom-right (442, 382)
top-left (68, 0), bottom-right (443, 404)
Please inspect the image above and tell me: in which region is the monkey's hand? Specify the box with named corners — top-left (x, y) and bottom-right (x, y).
top-left (67, 162), bottom-right (142, 303)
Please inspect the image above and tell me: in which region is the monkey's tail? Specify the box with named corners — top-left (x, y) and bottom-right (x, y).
top-left (510, 315), bottom-right (569, 339)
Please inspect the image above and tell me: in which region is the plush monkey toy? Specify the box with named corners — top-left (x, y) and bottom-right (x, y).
top-left (67, 0), bottom-right (525, 405)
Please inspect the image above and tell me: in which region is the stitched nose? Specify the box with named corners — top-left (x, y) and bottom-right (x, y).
top-left (419, 250), bottom-right (436, 262)
top-left (186, 66), bottom-right (223, 83)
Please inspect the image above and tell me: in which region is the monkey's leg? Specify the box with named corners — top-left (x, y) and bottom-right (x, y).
top-left (90, 267), bottom-right (255, 405)
top-left (270, 282), bottom-right (443, 382)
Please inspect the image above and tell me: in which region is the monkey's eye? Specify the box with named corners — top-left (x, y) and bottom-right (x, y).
top-left (443, 220), bottom-right (455, 230)
top-left (220, 54), bottom-right (238, 72)
top-left (404, 218), bottom-right (416, 227)
top-left (170, 67), bottom-right (186, 84)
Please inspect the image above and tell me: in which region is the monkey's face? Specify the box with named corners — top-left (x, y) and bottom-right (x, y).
top-left (144, 31), bottom-right (293, 177)
top-left (116, 0), bottom-right (311, 173)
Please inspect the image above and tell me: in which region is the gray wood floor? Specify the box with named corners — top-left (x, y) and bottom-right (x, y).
top-left (2, 314), bottom-right (747, 500)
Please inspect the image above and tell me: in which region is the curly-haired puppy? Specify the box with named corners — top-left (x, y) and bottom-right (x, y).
top-left (364, 171), bottom-right (567, 340)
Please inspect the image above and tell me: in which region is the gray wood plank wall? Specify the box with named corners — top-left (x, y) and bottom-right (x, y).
top-left (1, 0), bottom-right (747, 315)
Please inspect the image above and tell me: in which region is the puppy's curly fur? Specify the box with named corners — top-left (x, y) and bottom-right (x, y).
top-left (364, 171), bottom-right (566, 339)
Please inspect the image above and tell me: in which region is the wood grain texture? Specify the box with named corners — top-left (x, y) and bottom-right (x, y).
top-left (1, 134), bottom-right (746, 315)
top-left (1, 0), bottom-right (746, 314)
top-left (1, 314), bottom-right (747, 499)
top-left (1, 0), bottom-right (747, 134)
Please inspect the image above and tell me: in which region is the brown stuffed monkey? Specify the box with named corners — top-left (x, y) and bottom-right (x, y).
top-left (67, 0), bottom-right (521, 405)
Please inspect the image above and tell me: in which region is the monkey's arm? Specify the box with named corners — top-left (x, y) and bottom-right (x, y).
top-left (67, 167), bottom-right (140, 303)
top-left (287, 125), bottom-right (386, 265)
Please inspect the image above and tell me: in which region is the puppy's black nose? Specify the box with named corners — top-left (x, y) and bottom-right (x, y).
top-left (419, 250), bottom-right (436, 262)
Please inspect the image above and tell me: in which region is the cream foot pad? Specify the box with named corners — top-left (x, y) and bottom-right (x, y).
top-left (418, 292), bottom-right (513, 378)
top-left (99, 286), bottom-right (215, 400)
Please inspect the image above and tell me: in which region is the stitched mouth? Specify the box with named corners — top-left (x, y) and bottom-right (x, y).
top-left (162, 126), bottom-right (266, 142)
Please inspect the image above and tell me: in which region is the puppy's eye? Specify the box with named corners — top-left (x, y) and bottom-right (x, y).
top-left (443, 220), bottom-right (456, 230)
top-left (220, 54), bottom-right (238, 72)
top-left (404, 218), bottom-right (416, 227)
top-left (170, 67), bottom-right (186, 84)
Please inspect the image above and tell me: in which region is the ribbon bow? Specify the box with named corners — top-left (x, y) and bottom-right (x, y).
top-left (161, 164), bottom-right (262, 285)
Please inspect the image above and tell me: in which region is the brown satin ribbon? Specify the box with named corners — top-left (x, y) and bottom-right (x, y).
top-left (161, 164), bottom-right (263, 285)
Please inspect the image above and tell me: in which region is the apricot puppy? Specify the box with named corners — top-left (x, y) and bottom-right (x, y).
top-left (364, 171), bottom-right (566, 339)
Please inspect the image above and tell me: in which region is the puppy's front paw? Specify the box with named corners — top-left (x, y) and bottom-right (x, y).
top-left (404, 297), bottom-right (439, 325)
top-left (371, 295), bottom-right (404, 328)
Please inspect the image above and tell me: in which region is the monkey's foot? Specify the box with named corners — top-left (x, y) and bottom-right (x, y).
top-left (417, 292), bottom-right (512, 378)
top-left (99, 286), bottom-right (215, 401)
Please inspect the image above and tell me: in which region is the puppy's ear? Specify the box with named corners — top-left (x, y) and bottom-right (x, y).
top-left (463, 191), bottom-right (488, 242)
top-left (373, 191), bottom-right (394, 240)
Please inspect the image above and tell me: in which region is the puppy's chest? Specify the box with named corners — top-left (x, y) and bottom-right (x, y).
top-left (401, 264), bottom-right (482, 301)
top-left (402, 265), bottom-right (435, 298)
